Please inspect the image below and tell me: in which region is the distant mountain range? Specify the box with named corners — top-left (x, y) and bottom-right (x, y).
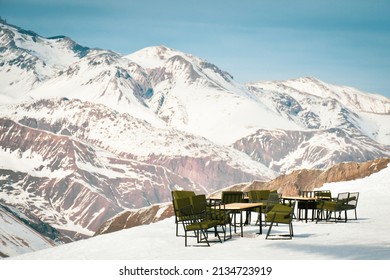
top-left (1, 20), bottom-right (390, 246)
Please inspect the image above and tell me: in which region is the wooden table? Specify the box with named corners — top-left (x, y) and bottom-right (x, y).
top-left (224, 202), bottom-right (265, 237)
top-left (282, 196), bottom-right (317, 223)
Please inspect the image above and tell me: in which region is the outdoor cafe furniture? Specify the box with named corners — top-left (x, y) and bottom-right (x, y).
top-left (282, 190), bottom-right (333, 222)
top-left (345, 192), bottom-right (359, 220)
top-left (221, 191), bottom-right (245, 232)
top-left (171, 190), bottom-right (196, 236)
top-left (247, 190), bottom-right (270, 224)
top-left (223, 202), bottom-right (265, 237)
top-left (316, 192), bottom-right (359, 223)
top-left (173, 195), bottom-right (223, 246)
top-left (265, 202), bottom-right (295, 240)
top-left (172, 190), bottom-right (232, 243)
top-left (282, 194), bottom-right (316, 222)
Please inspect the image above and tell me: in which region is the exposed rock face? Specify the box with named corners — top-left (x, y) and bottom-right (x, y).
top-left (94, 203), bottom-right (174, 236)
top-left (213, 158), bottom-right (390, 196)
top-left (0, 117), bottom-right (202, 238)
top-left (233, 128), bottom-right (390, 173)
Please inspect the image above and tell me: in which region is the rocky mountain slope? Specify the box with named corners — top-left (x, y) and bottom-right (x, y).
top-left (213, 157), bottom-right (390, 196)
top-left (94, 203), bottom-right (173, 236)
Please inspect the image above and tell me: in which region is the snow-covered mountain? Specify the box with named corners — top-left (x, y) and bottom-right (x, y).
top-left (0, 20), bottom-right (89, 103)
top-left (247, 77), bottom-right (390, 145)
top-left (1, 20), bottom-right (390, 252)
top-left (127, 45), bottom-right (301, 145)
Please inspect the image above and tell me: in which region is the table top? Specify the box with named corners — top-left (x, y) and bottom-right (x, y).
top-left (282, 195), bottom-right (317, 201)
top-left (224, 202), bottom-right (264, 210)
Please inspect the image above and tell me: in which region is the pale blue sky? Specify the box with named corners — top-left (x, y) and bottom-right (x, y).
top-left (1, 0), bottom-right (390, 98)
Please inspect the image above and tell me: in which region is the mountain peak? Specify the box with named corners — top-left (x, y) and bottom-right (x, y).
top-left (126, 45), bottom-right (190, 69)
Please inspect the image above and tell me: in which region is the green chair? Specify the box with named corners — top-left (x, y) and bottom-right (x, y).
top-left (314, 190), bottom-right (332, 221)
top-left (175, 196), bottom-right (222, 246)
top-left (171, 190), bottom-right (195, 236)
top-left (265, 202), bottom-right (295, 239)
top-left (191, 194), bottom-right (232, 241)
top-left (248, 190), bottom-right (271, 225)
top-left (345, 192), bottom-right (359, 220)
top-left (316, 192), bottom-right (350, 223)
top-left (263, 191), bottom-right (281, 226)
top-left (248, 190), bottom-right (270, 202)
top-left (221, 191), bottom-right (245, 203)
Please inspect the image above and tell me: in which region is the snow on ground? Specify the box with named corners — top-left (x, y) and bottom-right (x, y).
top-left (0, 208), bottom-right (55, 257)
top-left (8, 164), bottom-right (390, 261)
top-left (2, 164), bottom-right (389, 280)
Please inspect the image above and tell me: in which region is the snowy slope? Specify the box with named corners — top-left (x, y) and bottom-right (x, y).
top-left (0, 205), bottom-right (56, 257)
top-left (0, 21), bottom-right (88, 102)
top-left (9, 163), bottom-right (390, 260)
top-left (128, 46), bottom-right (301, 145)
top-left (25, 50), bottom-right (165, 127)
top-left (247, 77), bottom-right (390, 146)
top-left (0, 98), bottom-right (276, 181)
top-left (249, 77), bottom-right (390, 114)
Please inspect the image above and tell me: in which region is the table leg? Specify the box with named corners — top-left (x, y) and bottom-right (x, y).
top-left (240, 210), bottom-right (243, 237)
top-left (259, 206), bottom-right (262, 234)
top-left (305, 201), bottom-right (309, 223)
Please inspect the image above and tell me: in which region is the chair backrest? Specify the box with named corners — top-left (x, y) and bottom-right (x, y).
top-left (248, 190), bottom-right (270, 202)
top-left (172, 191), bottom-right (196, 222)
top-left (347, 192), bottom-right (359, 208)
top-left (265, 192), bottom-right (280, 212)
top-left (189, 194), bottom-right (207, 215)
top-left (171, 190), bottom-right (196, 200)
top-left (221, 191), bottom-right (244, 204)
top-left (315, 190), bottom-right (332, 199)
top-left (300, 190), bottom-right (315, 198)
top-left (336, 192), bottom-right (350, 206)
top-left (173, 196), bottom-right (193, 221)
top-left (265, 203), bottom-right (294, 224)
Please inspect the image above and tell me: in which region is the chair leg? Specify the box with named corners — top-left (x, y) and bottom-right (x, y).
top-left (195, 229), bottom-right (210, 246)
top-left (265, 221), bottom-right (274, 239)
